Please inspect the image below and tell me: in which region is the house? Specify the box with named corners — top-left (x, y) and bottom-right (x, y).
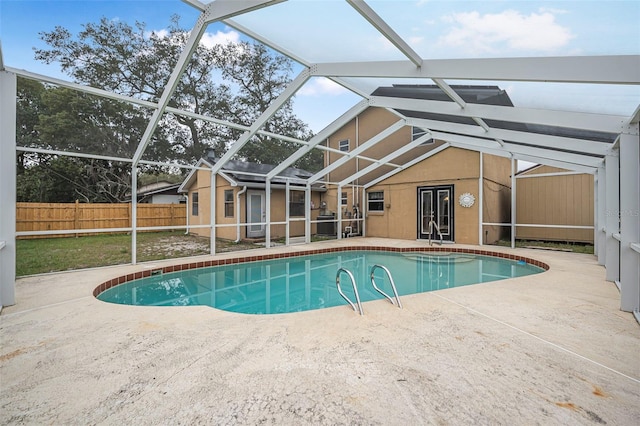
top-left (321, 84), bottom-right (514, 245)
top-left (516, 164), bottom-right (594, 244)
top-left (134, 181), bottom-right (183, 204)
top-left (178, 153), bottom-right (325, 241)
top-left (183, 84), bottom-right (607, 247)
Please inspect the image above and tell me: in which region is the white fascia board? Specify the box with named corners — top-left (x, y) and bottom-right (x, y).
top-left (266, 99), bottom-right (369, 179)
top-left (211, 68), bottom-right (311, 175)
top-left (218, 171), bottom-right (237, 186)
top-left (369, 96), bottom-right (628, 135)
top-left (338, 132), bottom-right (433, 186)
top-left (364, 143), bottom-right (451, 189)
top-left (307, 119), bottom-right (406, 183)
top-left (346, 0), bottom-right (422, 67)
top-left (313, 55), bottom-right (640, 84)
top-left (411, 117), bottom-right (611, 156)
top-left (436, 131), bottom-right (603, 168)
top-left (177, 158), bottom-right (213, 193)
top-left (204, 0), bottom-right (286, 23)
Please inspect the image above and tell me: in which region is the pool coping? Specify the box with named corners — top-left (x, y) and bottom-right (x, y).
top-left (92, 246), bottom-right (550, 298)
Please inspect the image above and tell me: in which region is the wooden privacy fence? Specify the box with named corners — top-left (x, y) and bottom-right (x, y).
top-left (16, 202), bottom-right (187, 239)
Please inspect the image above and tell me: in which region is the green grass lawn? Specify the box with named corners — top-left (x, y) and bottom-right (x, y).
top-left (16, 232), bottom-right (258, 276)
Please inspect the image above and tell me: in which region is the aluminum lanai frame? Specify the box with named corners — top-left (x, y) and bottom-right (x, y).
top-left (0, 0), bottom-right (638, 318)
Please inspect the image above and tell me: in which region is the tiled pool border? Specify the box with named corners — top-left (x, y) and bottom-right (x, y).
top-left (93, 246), bottom-right (549, 298)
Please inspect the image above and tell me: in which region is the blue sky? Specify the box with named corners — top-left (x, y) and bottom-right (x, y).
top-left (1, 0), bottom-right (639, 133)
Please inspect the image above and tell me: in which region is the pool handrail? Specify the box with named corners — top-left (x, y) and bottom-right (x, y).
top-left (336, 267), bottom-right (364, 315)
top-left (370, 264), bottom-right (403, 309)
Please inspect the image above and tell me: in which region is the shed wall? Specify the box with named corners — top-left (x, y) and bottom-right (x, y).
top-left (516, 165), bottom-right (594, 243)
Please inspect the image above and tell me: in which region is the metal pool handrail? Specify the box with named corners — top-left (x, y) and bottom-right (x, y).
top-left (336, 267), bottom-right (364, 315)
top-left (370, 264), bottom-right (403, 309)
top-left (428, 219), bottom-right (443, 246)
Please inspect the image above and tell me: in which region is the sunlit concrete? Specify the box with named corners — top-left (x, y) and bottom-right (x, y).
top-left (1, 238), bottom-right (638, 424)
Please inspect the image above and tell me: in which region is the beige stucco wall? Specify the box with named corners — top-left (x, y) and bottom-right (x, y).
top-left (325, 108), bottom-right (411, 184)
top-left (516, 165), bottom-right (594, 243)
top-left (185, 170), bottom-right (322, 240)
top-left (321, 105), bottom-right (514, 244)
top-left (482, 154), bottom-right (512, 244)
top-left (365, 147), bottom-right (482, 244)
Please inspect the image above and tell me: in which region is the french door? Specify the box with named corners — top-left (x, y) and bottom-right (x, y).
top-left (418, 185), bottom-right (454, 242)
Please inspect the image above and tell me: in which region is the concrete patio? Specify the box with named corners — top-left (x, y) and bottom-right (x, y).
top-left (1, 238), bottom-right (639, 425)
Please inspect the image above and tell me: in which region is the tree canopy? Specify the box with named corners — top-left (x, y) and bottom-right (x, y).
top-left (34, 15), bottom-right (317, 166)
top-left (18, 15), bottom-right (322, 202)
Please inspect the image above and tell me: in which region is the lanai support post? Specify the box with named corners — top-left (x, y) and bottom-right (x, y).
top-left (305, 184), bottom-right (311, 244)
top-left (361, 189), bottom-right (366, 237)
top-left (131, 166), bottom-right (138, 264)
top-left (285, 180), bottom-right (290, 246)
top-left (265, 179), bottom-right (271, 249)
top-left (605, 153), bottom-right (620, 282)
top-left (596, 166), bottom-right (607, 265)
top-left (619, 132), bottom-right (640, 313)
top-left (511, 157), bottom-right (516, 249)
top-left (479, 152), bottom-right (484, 246)
top-left (337, 184), bottom-right (343, 239)
top-left (210, 170), bottom-right (216, 256)
top-left (0, 70), bottom-right (17, 307)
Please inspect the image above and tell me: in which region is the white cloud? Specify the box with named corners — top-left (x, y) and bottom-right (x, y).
top-left (438, 9), bottom-right (574, 54)
top-left (298, 78), bottom-right (349, 97)
top-left (200, 30), bottom-right (241, 48)
top-left (142, 28), bottom-right (241, 50)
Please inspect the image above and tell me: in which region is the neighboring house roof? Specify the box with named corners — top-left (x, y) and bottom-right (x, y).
top-left (178, 156), bottom-right (325, 193)
top-left (137, 181), bottom-right (178, 194)
top-left (371, 84), bottom-right (617, 147)
top-left (125, 182), bottom-right (181, 202)
top-left (138, 183), bottom-right (181, 197)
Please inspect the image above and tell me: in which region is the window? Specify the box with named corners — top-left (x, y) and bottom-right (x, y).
top-left (339, 139), bottom-right (350, 152)
top-left (224, 190), bottom-right (234, 218)
top-left (341, 192), bottom-right (348, 206)
top-left (412, 126), bottom-right (433, 144)
top-left (192, 192), bottom-right (199, 216)
top-left (367, 191), bottom-right (384, 212)
top-left (289, 191), bottom-right (305, 217)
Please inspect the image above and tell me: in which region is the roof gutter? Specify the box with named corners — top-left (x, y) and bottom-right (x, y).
top-left (235, 186), bottom-right (248, 243)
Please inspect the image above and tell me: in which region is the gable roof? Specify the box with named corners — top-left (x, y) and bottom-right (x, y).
top-left (178, 156), bottom-right (325, 193)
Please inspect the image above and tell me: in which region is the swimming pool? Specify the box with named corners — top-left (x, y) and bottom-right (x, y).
top-left (96, 249), bottom-right (545, 314)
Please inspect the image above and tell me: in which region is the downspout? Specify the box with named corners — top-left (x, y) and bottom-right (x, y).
top-left (184, 194), bottom-right (189, 235)
top-left (235, 186), bottom-right (247, 242)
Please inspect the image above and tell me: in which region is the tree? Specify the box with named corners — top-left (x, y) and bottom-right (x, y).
top-left (34, 15), bottom-right (321, 169)
top-left (16, 78), bottom-right (177, 202)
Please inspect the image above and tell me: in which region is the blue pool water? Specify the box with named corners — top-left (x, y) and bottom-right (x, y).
top-left (98, 251), bottom-right (544, 314)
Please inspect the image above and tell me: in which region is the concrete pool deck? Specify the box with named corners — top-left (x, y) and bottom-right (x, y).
top-left (1, 238), bottom-right (639, 424)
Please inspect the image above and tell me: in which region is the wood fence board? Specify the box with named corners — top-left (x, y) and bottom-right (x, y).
top-left (16, 202), bottom-right (186, 239)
